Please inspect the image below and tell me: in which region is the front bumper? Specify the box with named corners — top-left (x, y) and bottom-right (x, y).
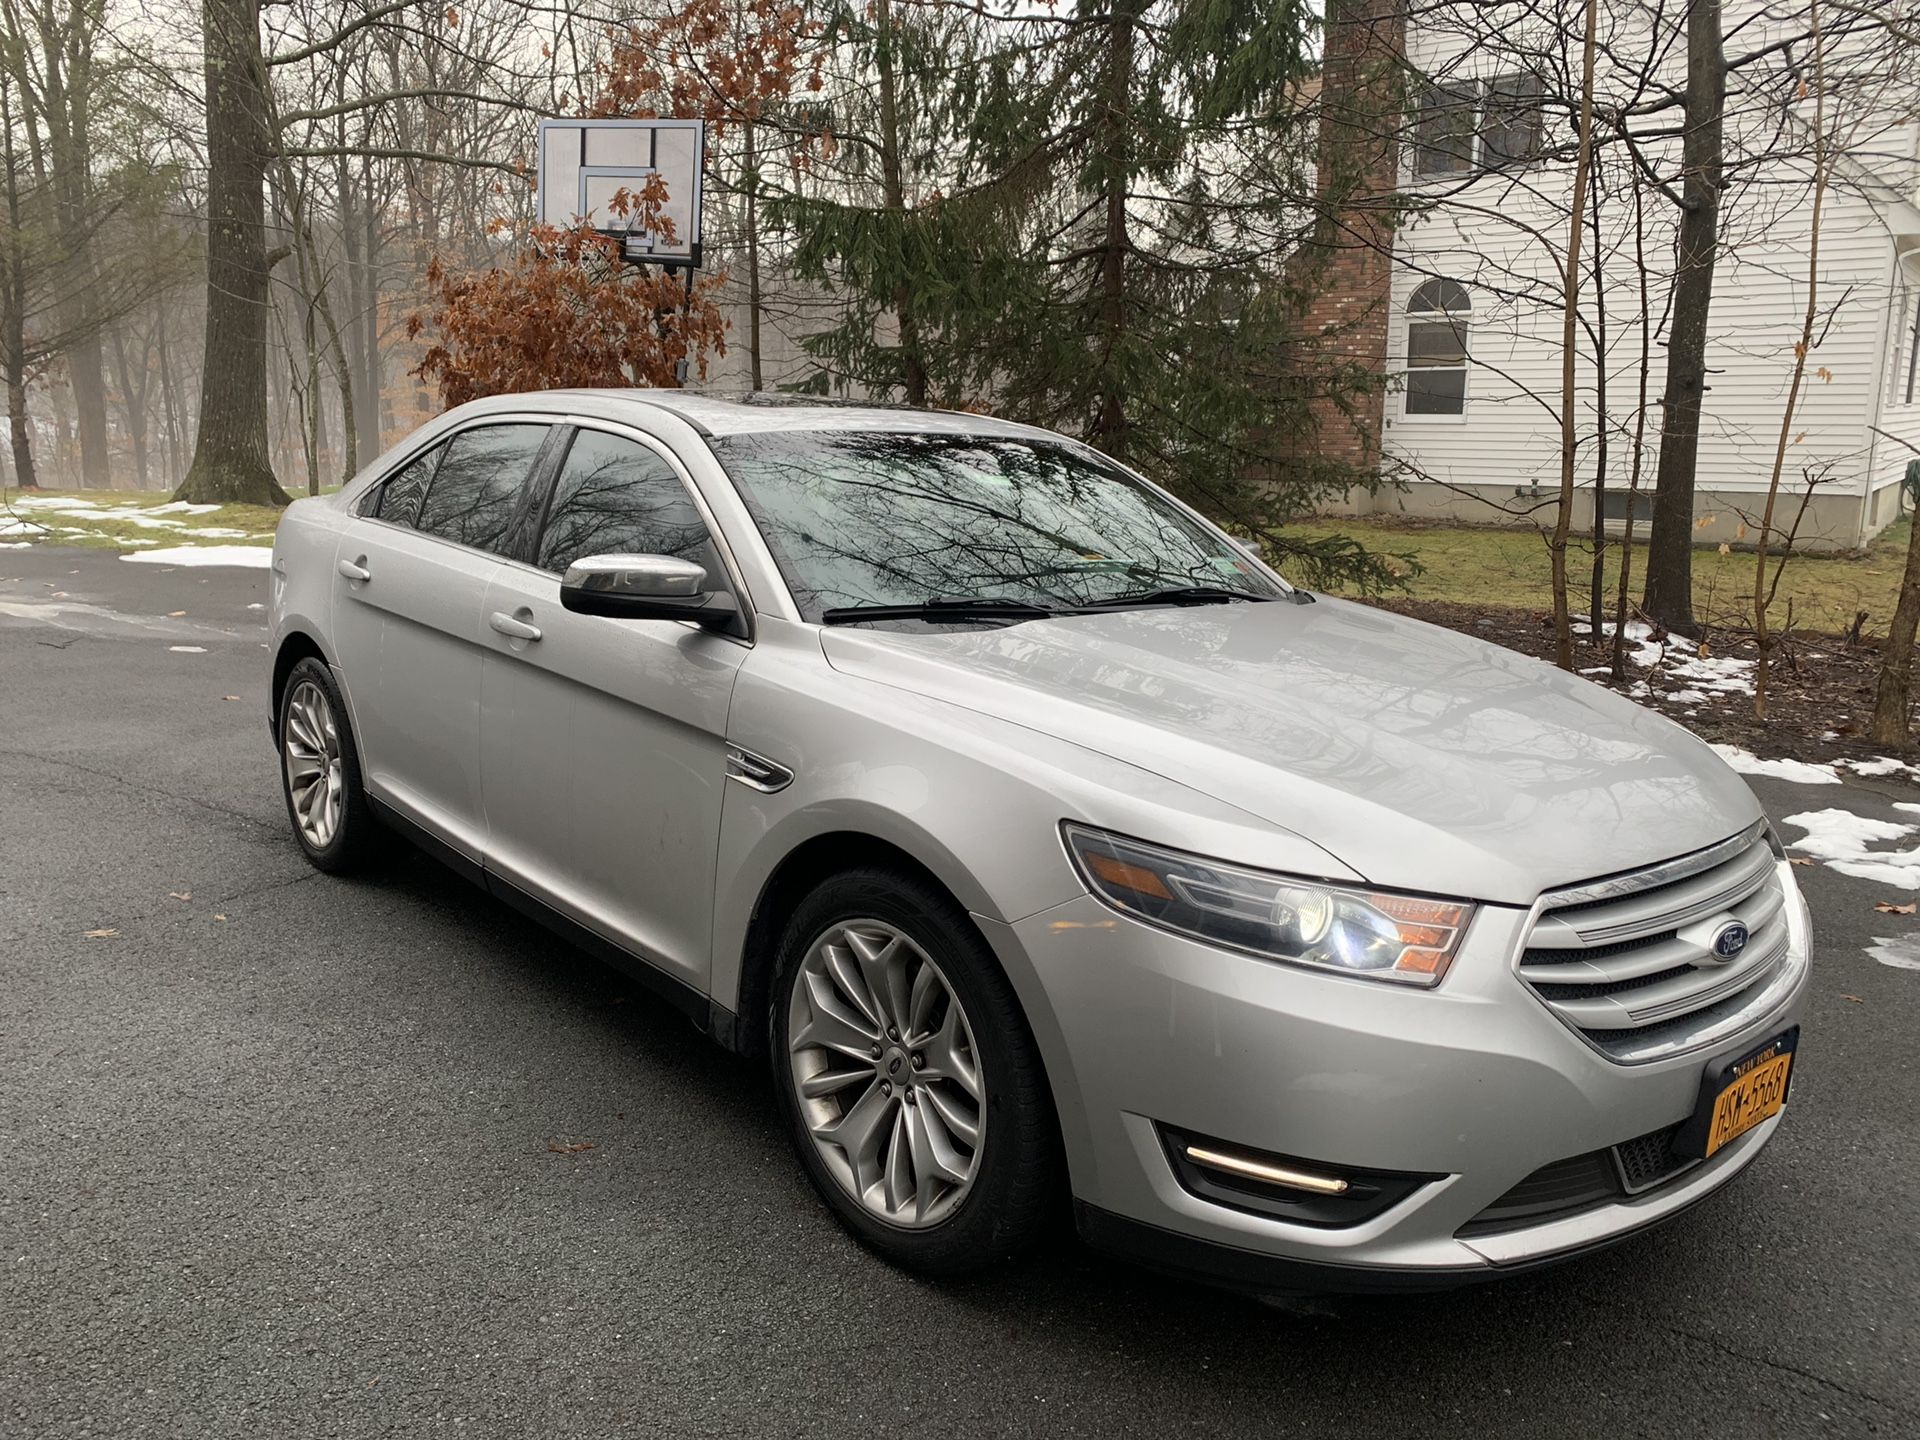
top-left (977, 870), bottom-right (1811, 1292)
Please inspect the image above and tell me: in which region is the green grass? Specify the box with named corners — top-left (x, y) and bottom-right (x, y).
top-left (1285, 514), bottom-right (1914, 637)
top-left (0, 488), bottom-right (284, 552)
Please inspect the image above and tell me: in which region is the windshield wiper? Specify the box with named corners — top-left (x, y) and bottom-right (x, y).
top-left (1089, 585), bottom-right (1277, 610)
top-left (820, 596), bottom-right (1065, 626)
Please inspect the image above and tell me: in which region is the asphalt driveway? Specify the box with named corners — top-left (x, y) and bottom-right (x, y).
top-left (1, 547), bottom-right (1915, 1438)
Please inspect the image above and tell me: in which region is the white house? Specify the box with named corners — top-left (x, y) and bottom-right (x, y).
top-left (1324, 0), bottom-right (1920, 550)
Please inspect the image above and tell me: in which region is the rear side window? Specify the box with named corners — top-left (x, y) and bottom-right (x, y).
top-left (536, 429), bottom-right (723, 580)
top-left (369, 444), bottom-right (442, 526)
top-left (415, 424), bottom-right (550, 555)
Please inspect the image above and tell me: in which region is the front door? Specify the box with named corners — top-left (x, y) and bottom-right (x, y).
top-left (330, 421), bottom-right (554, 857)
top-left (479, 424), bottom-right (747, 988)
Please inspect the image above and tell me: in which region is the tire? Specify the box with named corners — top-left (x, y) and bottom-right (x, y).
top-left (277, 656), bottom-right (379, 873)
top-left (771, 866), bottom-right (1060, 1276)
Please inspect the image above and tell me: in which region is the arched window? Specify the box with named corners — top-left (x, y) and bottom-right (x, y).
top-left (1405, 279), bottom-right (1471, 417)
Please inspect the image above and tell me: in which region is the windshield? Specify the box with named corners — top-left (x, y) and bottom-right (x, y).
top-left (708, 430), bottom-right (1285, 622)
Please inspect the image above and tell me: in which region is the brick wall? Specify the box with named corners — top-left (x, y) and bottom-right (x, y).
top-left (1295, 0), bottom-right (1405, 474)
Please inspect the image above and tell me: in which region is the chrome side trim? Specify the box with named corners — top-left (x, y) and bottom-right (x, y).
top-left (726, 745), bottom-right (793, 793)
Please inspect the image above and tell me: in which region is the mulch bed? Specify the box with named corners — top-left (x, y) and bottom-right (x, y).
top-left (1372, 598), bottom-right (1906, 770)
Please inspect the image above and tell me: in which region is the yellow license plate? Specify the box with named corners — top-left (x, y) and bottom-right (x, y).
top-left (1704, 1045), bottom-right (1794, 1157)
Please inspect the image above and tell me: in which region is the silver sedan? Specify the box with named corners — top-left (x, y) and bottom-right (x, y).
top-left (268, 391), bottom-right (1810, 1293)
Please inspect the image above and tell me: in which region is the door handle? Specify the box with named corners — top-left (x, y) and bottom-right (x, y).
top-left (337, 556), bottom-right (371, 583)
top-left (489, 610), bottom-right (543, 643)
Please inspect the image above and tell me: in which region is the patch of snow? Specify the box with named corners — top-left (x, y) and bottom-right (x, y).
top-left (121, 545), bottom-right (274, 569)
top-left (1665, 688), bottom-right (1712, 705)
top-left (0, 540), bottom-right (29, 548)
top-left (1837, 756), bottom-right (1920, 781)
top-left (1781, 808), bottom-right (1920, 887)
top-left (167, 645), bottom-right (208, 654)
top-left (1709, 745), bottom-right (1842, 785)
top-left (1866, 935), bottom-right (1920, 971)
top-left (0, 519), bottom-right (39, 536)
top-left (12, 495), bottom-right (99, 510)
top-left (1578, 617), bottom-right (1758, 698)
top-left (246, 602), bottom-right (264, 611)
top-left (147, 500), bottom-right (222, 515)
top-left (185, 526), bottom-right (251, 539)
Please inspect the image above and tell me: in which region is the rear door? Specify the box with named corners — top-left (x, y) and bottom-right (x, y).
top-left (478, 422), bottom-right (748, 989)
top-left (331, 420), bottom-right (557, 857)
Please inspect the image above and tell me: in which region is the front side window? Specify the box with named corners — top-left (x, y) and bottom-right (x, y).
top-left (709, 431), bottom-right (1283, 621)
top-left (414, 423), bottom-right (550, 555)
top-left (536, 428), bottom-right (723, 579)
top-left (1404, 278), bottom-right (1472, 417)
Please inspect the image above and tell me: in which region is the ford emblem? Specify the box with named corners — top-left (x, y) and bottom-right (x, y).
top-left (1710, 921), bottom-right (1750, 962)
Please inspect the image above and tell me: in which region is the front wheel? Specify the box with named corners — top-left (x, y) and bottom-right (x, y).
top-left (277, 656), bottom-right (378, 873)
top-left (772, 868), bottom-right (1060, 1276)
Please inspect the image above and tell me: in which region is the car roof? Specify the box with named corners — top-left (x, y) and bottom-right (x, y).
top-left (526, 388), bottom-right (1053, 440)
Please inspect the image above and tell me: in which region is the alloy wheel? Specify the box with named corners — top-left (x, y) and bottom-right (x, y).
top-left (282, 679), bottom-right (344, 850)
top-left (786, 919), bottom-right (985, 1228)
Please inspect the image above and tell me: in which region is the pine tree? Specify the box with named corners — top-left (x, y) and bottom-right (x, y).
top-left (777, 0), bottom-right (1400, 589)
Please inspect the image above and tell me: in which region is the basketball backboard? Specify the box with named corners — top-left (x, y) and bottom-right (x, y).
top-left (536, 118), bottom-right (705, 265)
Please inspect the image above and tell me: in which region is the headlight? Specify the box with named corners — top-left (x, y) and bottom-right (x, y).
top-left (1062, 823), bottom-right (1475, 987)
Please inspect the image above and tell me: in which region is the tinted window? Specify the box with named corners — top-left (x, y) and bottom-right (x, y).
top-left (415, 424), bottom-right (550, 555)
top-left (537, 429), bottom-right (723, 580)
top-left (709, 431), bottom-right (1281, 621)
top-left (371, 444), bottom-right (441, 526)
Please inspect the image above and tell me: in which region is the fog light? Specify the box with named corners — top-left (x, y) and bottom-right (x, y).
top-left (1159, 1125), bottom-right (1441, 1229)
top-left (1183, 1144), bottom-right (1350, 1196)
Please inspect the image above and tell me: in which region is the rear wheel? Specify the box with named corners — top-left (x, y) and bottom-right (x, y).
top-left (278, 657), bottom-right (377, 872)
top-left (772, 867), bottom-right (1059, 1275)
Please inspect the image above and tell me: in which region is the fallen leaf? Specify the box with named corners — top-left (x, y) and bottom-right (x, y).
top-left (1874, 901), bottom-right (1916, 914)
top-left (167, 891), bottom-right (191, 902)
top-left (167, 610), bottom-right (185, 618)
top-left (546, 1139), bottom-right (597, 1154)
top-left (213, 914), bottom-right (227, 922)
top-left (1789, 856), bottom-right (1814, 866)
top-left (1841, 994), bottom-right (1863, 1003)
top-left (83, 927), bottom-right (118, 939)
top-left (221, 695), bottom-right (240, 702)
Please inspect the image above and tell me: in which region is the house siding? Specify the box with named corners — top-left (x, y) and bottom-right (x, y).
top-left (1334, 0), bottom-right (1920, 551)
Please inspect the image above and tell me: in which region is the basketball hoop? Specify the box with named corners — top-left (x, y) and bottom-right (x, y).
top-left (536, 118), bottom-right (706, 270)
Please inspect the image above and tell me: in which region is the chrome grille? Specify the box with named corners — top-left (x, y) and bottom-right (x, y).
top-left (1518, 823), bottom-right (1803, 1064)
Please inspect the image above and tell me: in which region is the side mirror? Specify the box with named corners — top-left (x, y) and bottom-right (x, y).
top-left (559, 553), bottom-right (743, 635)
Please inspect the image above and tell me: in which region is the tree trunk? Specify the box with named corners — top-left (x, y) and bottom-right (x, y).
top-left (1752, 0), bottom-right (1827, 720)
top-left (874, 0), bottom-right (927, 406)
top-left (29, 1), bottom-right (111, 489)
top-left (156, 302), bottom-right (185, 485)
top-left (1642, 0), bottom-right (1725, 636)
top-left (1611, 182), bottom-right (1654, 682)
top-left (1588, 173), bottom-right (1608, 641)
top-left (1872, 515), bottom-right (1920, 747)
top-left (109, 325), bottom-right (151, 489)
top-left (1550, 0), bottom-right (1602, 671)
top-left (1092, 2), bottom-right (1137, 459)
top-left (745, 120), bottom-right (764, 392)
top-left (177, 0), bottom-right (290, 505)
top-left (5, 368), bottom-right (32, 490)
top-left (0, 69), bottom-right (34, 489)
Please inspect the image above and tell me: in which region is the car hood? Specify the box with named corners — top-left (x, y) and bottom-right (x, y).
top-left (818, 596), bottom-right (1761, 906)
